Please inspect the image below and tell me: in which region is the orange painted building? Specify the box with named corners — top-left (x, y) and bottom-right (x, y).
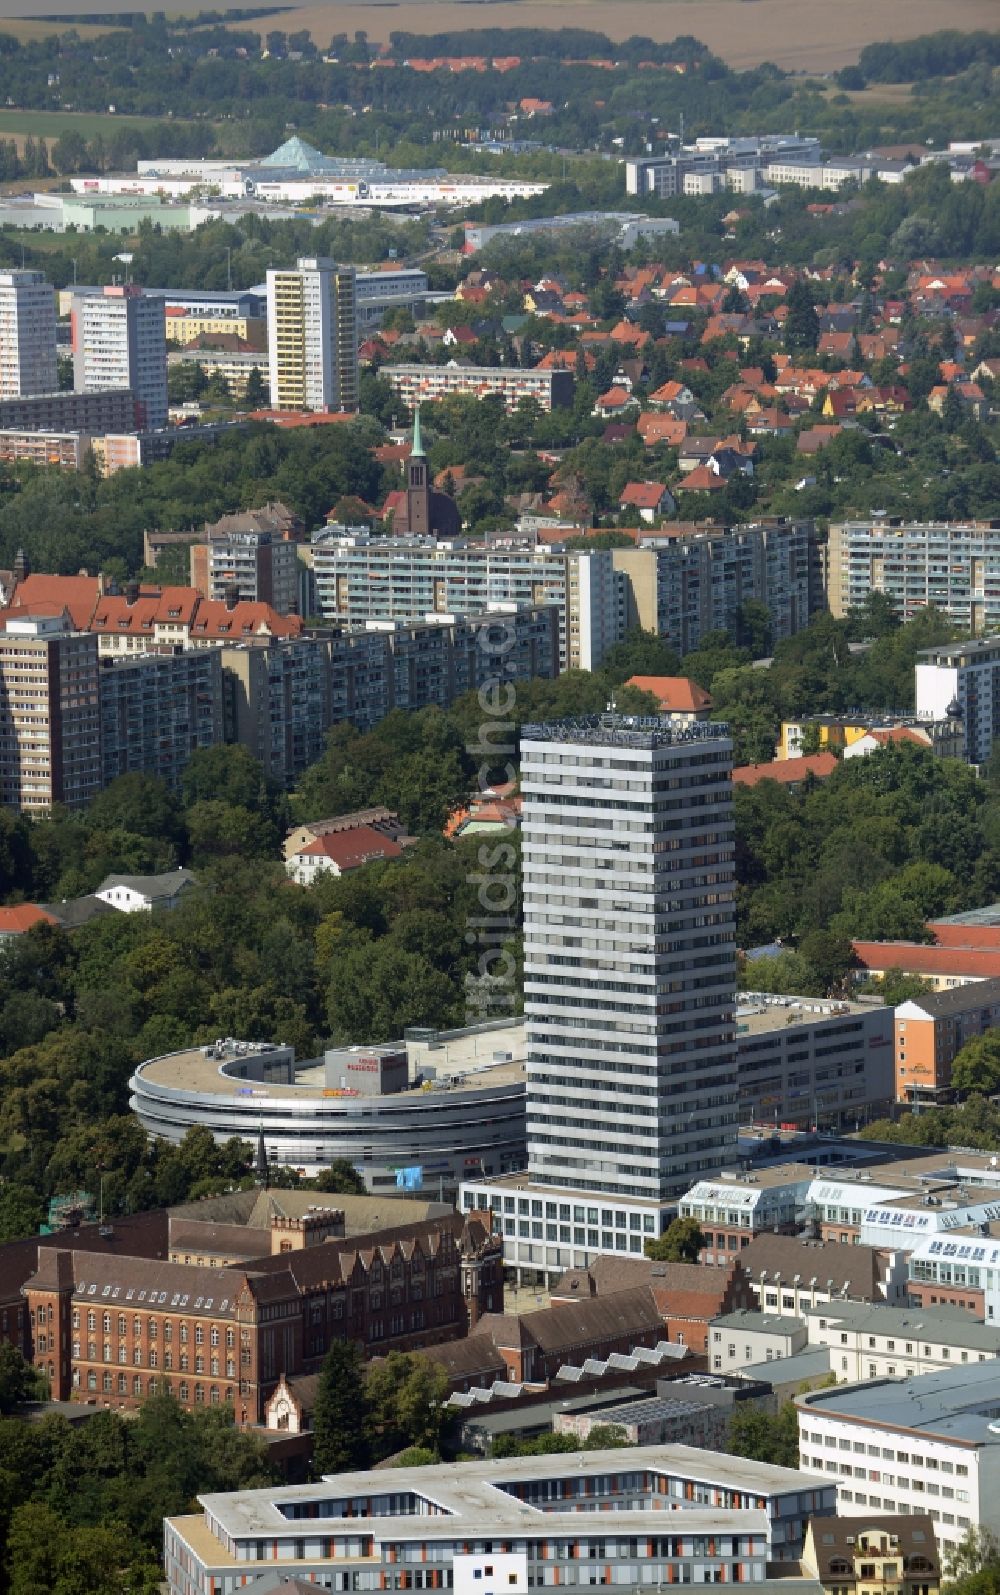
top-left (895, 976), bottom-right (1000, 1104)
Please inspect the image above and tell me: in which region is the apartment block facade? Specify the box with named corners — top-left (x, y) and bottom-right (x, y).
top-left (220, 638), bottom-right (331, 786)
top-left (915, 635), bottom-right (1000, 765)
top-left (521, 715), bottom-right (738, 1206)
top-left (0, 269), bottom-right (57, 398)
top-left (324, 606), bottom-right (555, 728)
top-left (828, 519), bottom-right (1000, 629)
top-left (190, 529), bottom-right (300, 615)
top-left (266, 257), bottom-right (358, 413)
top-left (99, 649), bottom-right (224, 790)
top-left (382, 362), bottom-right (573, 413)
top-left (312, 530), bottom-right (617, 670)
top-left (612, 519), bottom-right (816, 656)
top-left (71, 285), bottom-right (168, 430)
top-left (894, 977), bottom-right (1000, 1104)
top-left (0, 616), bottom-right (101, 810)
top-left (0, 387), bottom-right (135, 433)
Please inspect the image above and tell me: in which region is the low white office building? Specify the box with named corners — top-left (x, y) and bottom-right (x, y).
top-left (709, 1310), bottom-right (809, 1373)
top-left (797, 1362), bottom-right (1000, 1553)
top-left (804, 1300), bottom-right (1000, 1382)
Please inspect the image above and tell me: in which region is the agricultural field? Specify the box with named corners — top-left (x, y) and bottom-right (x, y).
top-left (0, 0), bottom-right (979, 71)
top-left (222, 0), bottom-right (1000, 70)
top-left (0, 108), bottom-right (211, 152)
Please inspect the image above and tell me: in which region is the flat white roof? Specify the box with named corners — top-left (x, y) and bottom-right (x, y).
top-left (197, 1443), bottom-right (827, 1541)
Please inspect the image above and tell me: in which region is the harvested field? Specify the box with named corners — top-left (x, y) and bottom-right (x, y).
top-left (0, 0), bottom-right (994, 71)
top-left (171, 0), bottom-right (999, 72)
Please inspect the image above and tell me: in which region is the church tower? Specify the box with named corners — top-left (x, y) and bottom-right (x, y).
top-left (406, 405), bottom-right (431, 538)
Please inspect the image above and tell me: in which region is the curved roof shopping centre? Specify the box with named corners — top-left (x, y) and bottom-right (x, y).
top-left (129, 1022), bottom-right (526, 1196)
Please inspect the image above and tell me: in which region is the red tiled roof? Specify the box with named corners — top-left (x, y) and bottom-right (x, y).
top-left (188, 600), bottom-right (303, 640)
top-left (625, 675), bottom-right (712, 713)
top-left (619, 481), bottom-right (670, 509)
top-left (596, 386), bottom-right (633, 408)
top-left (636, 414), bottom-right (688, 445)
top-left (733, 752), bottom-right (838, 788)
top-left (867, 727), bottom-right (928, 746)
top-left (928, 922), bottom-right (1000, 950)
top-left (680, 465), bottom-right (727, 492)
top-left (89, 586), bottom-right (201, 635)
top-left (851, 942), bottom-right (1000, 979)
top-left (5, 574), bottom-right (101, 630)
top-left (245, 410), bottom-right (357, 428)
top-left (0, 904), bottom-right (58, 934)
top-left (297, 826), bottom-right (404, 870)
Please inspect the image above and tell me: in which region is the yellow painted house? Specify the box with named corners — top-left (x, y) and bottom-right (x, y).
top-left (779, 716), bottom-right (870, 760)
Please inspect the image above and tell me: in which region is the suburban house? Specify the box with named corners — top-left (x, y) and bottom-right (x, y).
top-left (618, 482), bottom-right (676, 523)
top-left (285, 826), bottom-right (404, 886)
top-left (93, 870), bottom-right (200, 914)
top-left (625, 675), bottom-right (713, 723)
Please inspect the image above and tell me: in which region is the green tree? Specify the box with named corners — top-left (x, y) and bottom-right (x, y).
top-left (784, 280), bottom-right (819, 353)
top-left (0, 1345), bottom-right (44, 1413)
top-left (313, 1340), bottom-right (369, 1474)
top-left (601, 629), bottom-right (682, 684)
top-left (243, 366), bottom-right (267, 409)
top-left (951, 1033), bottom-right (1000, 1099)
top-left (860, 969), bottom-right (931, 1007)
top-left (727, 1401), bottom-right (799, 1468)
top-left (581, 1424), bottom-right (630, 1450)
top-left (365, 1353), bottom-right (451, 1460)
top-left (644, 1216), bottom-right (705, 1263)
top-left (314, 1159), bottom-right (366, 1195)
top-left (6, 1503), bottom-right (160, 1595)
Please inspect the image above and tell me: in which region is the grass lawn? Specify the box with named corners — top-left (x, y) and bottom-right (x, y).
top-left (0, 107), bottom-right (210, 146)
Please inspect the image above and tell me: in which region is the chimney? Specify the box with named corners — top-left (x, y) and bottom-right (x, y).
top-left (224, 582), bottom-right (240, 611)
top-left (12, 548), bottom-right (28, 581)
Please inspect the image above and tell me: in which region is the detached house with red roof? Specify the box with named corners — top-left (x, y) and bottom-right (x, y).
top-left (646, 380), bottom-right (700, 420)
top-left (625, 675), bottom-right (712, 723)
top-left (286, 825), bottom-right (404, 886)
top-left (618, 481), bottom-right (676, 523)
top-left (0, 904), bottom-right (59, 943)
top-left (594, 385), bottom-right (638, 418)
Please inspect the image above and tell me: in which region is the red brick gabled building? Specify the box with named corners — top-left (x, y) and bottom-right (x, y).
top-left (23, 1212), bottom-right (501, 1425)
top-left (551, 1254), bottom-right (753, 1353)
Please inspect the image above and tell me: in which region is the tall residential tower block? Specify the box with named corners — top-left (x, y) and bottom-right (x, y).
top-left (520, 714), bottom-right (738, 1205)
top-left (71, 284), bottom-right (168, 430)
top-left (266, 257), bottom-right (358, 413)
top-left (0, 270), bottom-right (57, 398)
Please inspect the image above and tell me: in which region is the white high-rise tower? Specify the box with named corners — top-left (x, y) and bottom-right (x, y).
top-left (0, 270), bottom-right (57, 397)
top-left (520, 712), bottom-right (738, 1205)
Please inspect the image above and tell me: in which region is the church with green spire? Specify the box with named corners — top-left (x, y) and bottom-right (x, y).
top-left (389, 406), bottom-right (461, 539)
